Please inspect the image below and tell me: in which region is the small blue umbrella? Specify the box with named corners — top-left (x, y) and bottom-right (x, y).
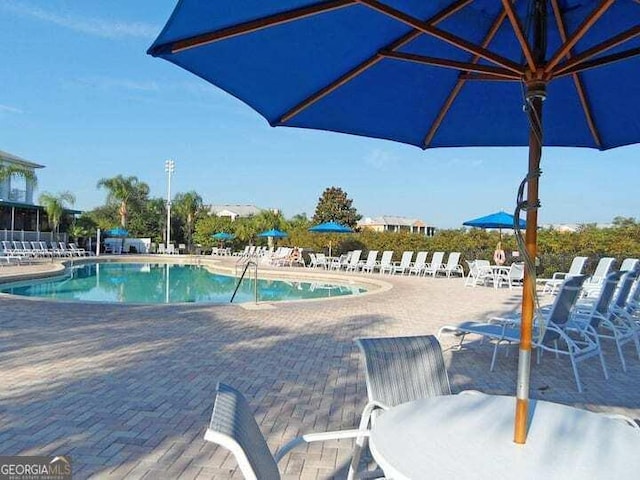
top-left (211, 232), bottom-right (236, 241)
top-left (463, 211), bottom-right (526, 231)
top-left (257, 228), bottom-right (288, 238)
top-left (106, 227), bottom-right (128, 237)
top-left (309, 221), bottom-right (353, 256)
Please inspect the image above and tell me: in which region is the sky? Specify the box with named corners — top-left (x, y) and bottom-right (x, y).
top-left (1, 0), bottom-right (639, 228)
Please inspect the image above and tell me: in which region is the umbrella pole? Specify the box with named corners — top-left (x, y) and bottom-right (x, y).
top-left (514, 82), bottom-right (544, 444)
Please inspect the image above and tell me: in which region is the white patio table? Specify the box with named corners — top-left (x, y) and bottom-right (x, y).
top-left (369, 393), bottom-right (640, 480)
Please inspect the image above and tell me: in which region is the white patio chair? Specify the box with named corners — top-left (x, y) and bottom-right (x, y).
top-left (348, 335), bottom-right (450, 480)
top-left (422, 251), bottom-right (445, 277)
top-left (315, 253), bottom-right (329, 269)
top-left (464, 259), bottom-right (493, 287)
top-left (438, 275), bottom-right (607, 393)
top-left (205, 383), bottom-right (375, 480)
top-left (437, 252), bottom-right (464, 278)
top-left (408, 251), bottom-right (428, 276)
top-left (495, 262), bottom-right (525, 289)
top-left (376, 251), bottom-right (394, 274)
top-left (390, 251), bottom-right (413, 275)
top-left (542, 256), bottom-right (588, 294)
top-left (359, 250), bottom-right (378, 273)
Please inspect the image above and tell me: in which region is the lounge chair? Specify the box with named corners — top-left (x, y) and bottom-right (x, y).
top-left (541, 256), bottom-right (588, 294)
top-left (315, 253), bottom-right (329, 269)
top-left (495, 262), bottom-right (525, 289)
top-left (583, 257), bottom-right (616, 296)
top-left (359, 250), bottom-right (378, 273)
top-left (577, 268), bottom-right (640, 371)
top-left (422, 251), bottom-right (445, 277)
top-left (348, 335), bottom-right (450, 480)
top-left (205, 383), bottom-right (373, 480)
top-left (437, 252), bottom-right (464, 278)
top-left (390, 251), bottom-right (413, 275)
top-left (345, 250), bottom-right (363, 271)
top-left (408, 251), bottom-right (428, 276)
top-left (464, 260), bottom-right (493, 287)
top-left (438, 275), bottom-right (607, 392)
top-left (376, 251), bottom-right (394, 275)
top-left (619, 258), bottom-right (639, 272)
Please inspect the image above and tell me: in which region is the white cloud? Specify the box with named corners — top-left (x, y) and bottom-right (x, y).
top-left (74, 76), bottom-right (160, 92)
top-left (364, 149), bottom-right (397, 170)
top-left (3, 2), bottom-right (158, 39)
top-left (0, 104), bottom-right (23, 114)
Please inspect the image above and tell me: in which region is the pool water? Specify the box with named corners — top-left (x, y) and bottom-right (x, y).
top-left (0, 263), bottom-right (366, 304)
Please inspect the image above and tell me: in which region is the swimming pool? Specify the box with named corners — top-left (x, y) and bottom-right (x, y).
top-left (0, 262), bottom-right (367, 304)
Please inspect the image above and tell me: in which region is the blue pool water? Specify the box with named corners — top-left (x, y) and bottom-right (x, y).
top-left (0, 263), bottom-right (366, 304)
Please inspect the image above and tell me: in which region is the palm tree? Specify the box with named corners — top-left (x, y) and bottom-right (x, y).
top-left (173, 191), bottom-right (203, 252)
top-left (96, 175), bottom-right (149, 228)
top-left (39, 191), bottom-right (76, 239)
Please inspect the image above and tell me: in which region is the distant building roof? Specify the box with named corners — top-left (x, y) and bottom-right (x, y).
top-left (540, 223), bottom-right (614, 232)
top-left (359, 215), bottom-right (429, 227)
top-left (0, 150), bottom-right (45, 169)
top-left (208, 204), bottom-right (264, 217)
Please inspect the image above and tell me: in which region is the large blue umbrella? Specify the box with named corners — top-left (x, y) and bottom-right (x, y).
top-left (149, 1), bottom-right (640, 443)
top-left (309, 221), bottom-right (353, 256)
top-left (463, 211), bottom-right (526, 231)
top-left (257, 228), bottom-right (288, 238)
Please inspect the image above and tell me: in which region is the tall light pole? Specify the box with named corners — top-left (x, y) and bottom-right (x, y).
top-left (165, 159), bottom-right (175, 251)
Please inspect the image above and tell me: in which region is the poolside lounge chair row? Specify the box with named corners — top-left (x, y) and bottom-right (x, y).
top-left (440, 265), bottom-right (640, 392)
top-left (306, 250), bottom-right (465, 278)
top-left (1, 241), bottom-right (92, 261)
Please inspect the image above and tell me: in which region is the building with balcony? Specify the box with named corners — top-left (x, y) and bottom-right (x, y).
top-left (358, 215), bottom-right (436, 236)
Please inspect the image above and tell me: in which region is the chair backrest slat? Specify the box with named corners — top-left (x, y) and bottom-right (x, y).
top-left (541, 275), bottom-right (587, 344)
top-left (356, 335), bottom-right (451, 408)
top-left (206, 383), bottom-right (280, 480)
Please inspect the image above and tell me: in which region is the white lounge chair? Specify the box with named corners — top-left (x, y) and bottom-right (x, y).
top-left (619, 258), bottom-right (639, 272)
top-left (205, 383), bottom-right (373, 480)
top-left (377, 251), bottom-right (394, 274)
top-left (390, 251), bottom-right (413, 275)
top-left (359, 250), bottom-right (378, 273)
top-left (348, 335), bottom-right (450, 480)
top-left (542, 256), bottom-right (588, 294)
top-left (422, 252), bottom-right (445, 277)
top-left (437, 252), bottom-right (464, 278)
top-left (345, 250), bottom-right (363, 271)
top-left (408, 251), bottom-right (428, 276)
top-left (495, 262), bottom-right (525, 289)
top-left (464, 259), bottom-right (493, 287)
top-left (438, 275), bottom-right (607, 393)
top-left (583, 257), bottom-right (616, 296)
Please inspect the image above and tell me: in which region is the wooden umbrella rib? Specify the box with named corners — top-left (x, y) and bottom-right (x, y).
top-left (556, 46), bottom-right (640, 76)
top-left (458, 73), bottom-right (521, 81)
top-left (357, 0), bottom-right (522, 74)
top-left (170, 0), bottom-right (355, 53)
top-left (550, 0), bottom-right (601, 148)
top-left (553, 25), bottom-right (640, 76)
top-left (501, 0), bottom-right (536, 72)
top-left (382, 50), bottom-right (520, 79)
top-left (544, 0), bottom-right (616, 73)
top-left (423, 8), bottom-right (509, 147)
top-left (278, 0), bottom-right (473, 124)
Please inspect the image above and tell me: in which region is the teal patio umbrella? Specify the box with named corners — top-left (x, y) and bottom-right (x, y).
top-left (309, 221), bottom-right (353, 257)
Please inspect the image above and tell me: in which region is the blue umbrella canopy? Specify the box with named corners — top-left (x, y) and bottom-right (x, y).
top-left (149, 1), bottom-right (640, 444)
top-left (257, 228), bottom-right (288, 238)
top-left (106, 227), bottom-right (128, 237)
top-left (211, 232), bottom-right (236, 241)
top-left (308, 221), bottom-right (353, 233)
top-left (463, 211), bottom-right (526, 230)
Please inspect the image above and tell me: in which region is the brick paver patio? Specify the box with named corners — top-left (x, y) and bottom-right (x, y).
top-left (1, 256), bottom-right (638, 479)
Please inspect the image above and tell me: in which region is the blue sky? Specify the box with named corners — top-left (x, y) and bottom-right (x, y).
top-left (1, 0), bottom-right (638, 228)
